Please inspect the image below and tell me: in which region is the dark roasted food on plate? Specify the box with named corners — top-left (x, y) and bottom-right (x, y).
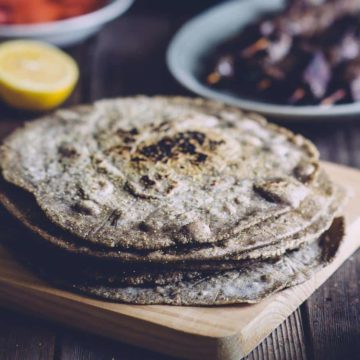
top-left (204, 0), bottom-right (360, 106)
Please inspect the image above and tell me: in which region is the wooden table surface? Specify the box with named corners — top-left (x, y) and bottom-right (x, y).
top-left (0, 1), bottom-right (359, 359)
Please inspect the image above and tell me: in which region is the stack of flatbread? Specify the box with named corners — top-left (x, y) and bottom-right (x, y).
top-left (0, 97), bottom-right (346, 305)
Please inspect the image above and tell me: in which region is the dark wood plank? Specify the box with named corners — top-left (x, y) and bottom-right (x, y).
top-left (56, 328), bottom-right (177, 360)
top-left (246, 309), bottom-right (308, 360)
top-left (301, 249), bottom-right (360, 360)
top-left (0, 309), bottom-right (56, 360)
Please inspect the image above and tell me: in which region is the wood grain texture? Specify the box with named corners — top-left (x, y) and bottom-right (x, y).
top-left (56, 329), bottom-right (176, 360)
top-left (0, 163), bottom-right (359, 360)
top-left (245, 308), bottom-right (307, 360)
top-left (0, 309), bottom-right (55, 360)
top-left (302, 246), bottom-right (360, 360)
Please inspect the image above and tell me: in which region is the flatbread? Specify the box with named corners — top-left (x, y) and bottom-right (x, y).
top-left (0, 97), bottom-right (319, 250)
top-left (0, 176), bottom-right (345, 279)
top-left (0, 172), bottom-right (342, 265)
top-left (71, 217), bottom-right (345, 305)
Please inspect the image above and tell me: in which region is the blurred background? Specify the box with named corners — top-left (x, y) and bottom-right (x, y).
top-left (0, 1), bottom-right (359, 360)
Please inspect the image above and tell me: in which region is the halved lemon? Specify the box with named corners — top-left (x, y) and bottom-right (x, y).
top-left (0, 40), bottom-right (79, 111)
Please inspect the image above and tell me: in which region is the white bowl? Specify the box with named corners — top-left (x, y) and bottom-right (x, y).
top-left (167, 0), bottom-right (360, 121)
top-left (0, 0), bottom-right (134, 47)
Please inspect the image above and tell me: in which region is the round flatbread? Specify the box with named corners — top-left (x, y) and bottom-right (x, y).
top-left (0, 174), bottom-right (345, 274)
top-left (0, 97), bottom-right (319, 250)
top-left (0, 171), bottom-right (342, 265)
top-left (69, 218), bottom-right (346, 305)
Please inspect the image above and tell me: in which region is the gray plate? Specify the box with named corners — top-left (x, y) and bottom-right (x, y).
top-left (167, 0), bottom-right (360, 121)
top-left (0, 0), bottom-right (134, 47)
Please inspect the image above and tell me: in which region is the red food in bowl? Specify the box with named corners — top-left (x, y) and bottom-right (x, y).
top-left (0, 0), bottom-right (107, 24)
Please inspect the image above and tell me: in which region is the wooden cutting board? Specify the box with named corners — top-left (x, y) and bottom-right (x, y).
top-left (0, 162), bottom-right (359, 360)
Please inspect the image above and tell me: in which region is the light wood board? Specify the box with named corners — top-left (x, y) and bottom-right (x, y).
top-left (0, 162), bottom-right (359, 360)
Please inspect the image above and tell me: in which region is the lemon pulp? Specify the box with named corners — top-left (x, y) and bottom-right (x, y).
top-left (0, 40), bottom-right (79, 111)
